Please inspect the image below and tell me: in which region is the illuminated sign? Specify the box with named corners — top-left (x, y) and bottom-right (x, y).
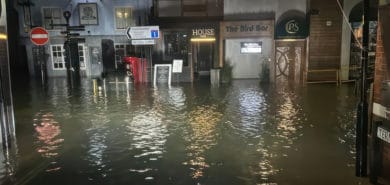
top-left (192, 28), bottom-right (215, 38)
top-left (240, 42), bottom-right (262, 54)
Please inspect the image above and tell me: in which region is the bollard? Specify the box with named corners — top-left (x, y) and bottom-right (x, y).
top-left (93, 79), bottom-right (98, 96)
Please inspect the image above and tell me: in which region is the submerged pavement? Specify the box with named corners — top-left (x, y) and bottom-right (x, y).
top-left (1, 77), bottom-right (370, 185)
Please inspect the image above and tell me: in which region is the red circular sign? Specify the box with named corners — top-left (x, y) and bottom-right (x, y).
top-left (30, 27), bottom-right (49, 45)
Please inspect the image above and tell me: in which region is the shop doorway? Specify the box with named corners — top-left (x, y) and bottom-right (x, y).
top-left (192, 42), bottom-right (214, 78)
top-left (101, 39), bottom-right (115, 75)
top-left (275, 40), bottom-right (306, 86)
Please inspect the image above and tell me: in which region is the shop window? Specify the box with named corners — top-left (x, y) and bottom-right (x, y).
top-left (115, 7), bottom-right (134, 29)
top-left (43, 7), bottom-right (64, 30)
top-left (163, 31), bottom-right (189, 66)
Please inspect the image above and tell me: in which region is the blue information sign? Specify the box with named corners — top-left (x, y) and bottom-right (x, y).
top-left (151, 30), bottom-right (159, 38)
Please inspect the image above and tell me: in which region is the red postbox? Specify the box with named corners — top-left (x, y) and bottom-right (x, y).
top-left (123, 56), bottom-right (138, 81)
top-left (122, 57), bottom-right (148, 83)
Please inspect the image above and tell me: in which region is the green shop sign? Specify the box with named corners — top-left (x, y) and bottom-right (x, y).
top-left (275, 16), bottom-right (308, 39)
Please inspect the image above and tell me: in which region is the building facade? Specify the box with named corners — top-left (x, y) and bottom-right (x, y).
top-left (13, 0), bottom-right (378, 86)
top-left (153, 0), bottom-right (309, 84)
top-left (15, 0), bottom-right (152, 78)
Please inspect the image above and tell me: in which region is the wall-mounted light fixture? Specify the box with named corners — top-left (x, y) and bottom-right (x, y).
top-left (190, 38), bottom-right (216, 42)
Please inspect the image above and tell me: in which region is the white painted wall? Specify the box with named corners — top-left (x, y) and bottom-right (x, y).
top-left (224, 0), bottom-right (307, 20)
top-left (224, 0), bottom-right (276, 15)
top-left (225, 38), bottom-right (273, 79)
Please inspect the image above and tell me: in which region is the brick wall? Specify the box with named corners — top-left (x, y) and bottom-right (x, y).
top-left (374, 6), bottom-right (390, 103)
top-left (373, 5), bottom-right (390, 184)
top-left (308, 0), bottom-right (343, 81)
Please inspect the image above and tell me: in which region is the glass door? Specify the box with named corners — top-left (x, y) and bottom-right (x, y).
top-left (193, 42), bottom-right (214, 76)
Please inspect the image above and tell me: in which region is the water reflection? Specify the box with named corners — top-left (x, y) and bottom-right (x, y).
top-left (33, 111), bottom-right (64, 171)
top-left (125, 87), bottom-right (170, 181)
top-left (224, 82), bottom-right (305, 183)
top-left (85, 109), bottom-right (109, 172)
top-left (255, 91), bottom-right (303, 181)
top-left (10, 78), bottom-right (368, 185)
top-left (335, 90), bottom-right (359, 168)
top-left (184, 104), bottom-right (222, 178)
top-left (257, 92), bottom-right (305, 182)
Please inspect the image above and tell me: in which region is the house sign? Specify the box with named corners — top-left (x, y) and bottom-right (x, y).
top-left (192, 28), bottom-right (215, 38)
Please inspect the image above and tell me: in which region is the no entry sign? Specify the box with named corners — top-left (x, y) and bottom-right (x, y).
top-left (30, 27), bottom-right (49, 45)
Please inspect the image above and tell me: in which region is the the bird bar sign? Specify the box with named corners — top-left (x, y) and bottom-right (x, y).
top-left (30, 27), bottom-right (49, 46)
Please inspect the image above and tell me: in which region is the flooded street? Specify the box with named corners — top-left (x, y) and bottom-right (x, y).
top-left (1, 78), bottom-right (370, 185)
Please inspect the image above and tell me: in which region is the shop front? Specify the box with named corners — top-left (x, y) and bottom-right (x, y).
top-left (191, 27), bottom-right (217, 78)
top-left (219, 20), bottom-right (274, 80)
top-left (274, 10), bottom-right (309, 86)
top-left (158, 21), bottom-right (219, 82)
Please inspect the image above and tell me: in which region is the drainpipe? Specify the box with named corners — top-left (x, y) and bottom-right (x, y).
top-left (355, 0), bottom-right (370, 177)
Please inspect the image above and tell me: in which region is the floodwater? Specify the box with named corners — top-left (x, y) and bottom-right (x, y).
top-left (1, 77), bottom-right (370, 185)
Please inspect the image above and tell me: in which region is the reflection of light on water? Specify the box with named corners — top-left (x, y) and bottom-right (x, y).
top-left (129, 111), bottom-right (167, 153)
top-left (239, 89), bottom-right (264, 117)
top-left (336, 102), bottom-right (358, 167)
top-left (276, 96), bottom-right (299, 134)
top-left (126, 90), bottom-right (169, 177)
top-left (250, 91), bottom-right (302, 182)
top-left (184, 105), bottom-right (222, 179)
top-left (86, 131), bottom-right (107, 168)
top-left (33, 112), bottom-right (64, 172)
top-left (237, 88), bottom-right (265, 139)
top-left (168, 87), bottom-right (186, 110)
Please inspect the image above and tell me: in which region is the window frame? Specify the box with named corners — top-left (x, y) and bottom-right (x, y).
top-left (50, 44), bottom-right (87, 71)
top-left (42, 7), bottom-right (65, 31)
top-left (114, 6), bottom-right (134, 30)
top-left (78, 44), bottom-right (87, 70)
top-left (50, 44), bottom-right (66, 70)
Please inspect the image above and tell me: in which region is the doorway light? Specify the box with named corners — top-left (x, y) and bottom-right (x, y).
top-left (0, 34), bottom-right (7, 40)
top-left (190, 38), bottom-right (216, 42)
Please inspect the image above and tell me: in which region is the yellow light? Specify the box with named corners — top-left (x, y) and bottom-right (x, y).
top-left (0, 34), bottom-right (7, 40)
top-left (190, 38), bottom-right (216, 42)
top-left (116, 12), bottom-right (123, 18)
top-left (278, 39), bottom-right (300, 42)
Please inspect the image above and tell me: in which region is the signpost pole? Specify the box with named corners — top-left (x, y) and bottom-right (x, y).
top-left (356, 0), bottom-right (369, 177)
top-left (30, 27), bottom-right (49, 85)
top-left (39, 45), bottom-right (45, 85)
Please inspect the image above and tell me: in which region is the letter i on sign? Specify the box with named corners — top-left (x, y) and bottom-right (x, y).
top-left (151, 30), bottom-right (159, 38)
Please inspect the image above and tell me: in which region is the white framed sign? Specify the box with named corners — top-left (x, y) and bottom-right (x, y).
top-left (172, 59), bottom-right (183, 73)
top-left (153, 64), bottom-right (172, 86)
